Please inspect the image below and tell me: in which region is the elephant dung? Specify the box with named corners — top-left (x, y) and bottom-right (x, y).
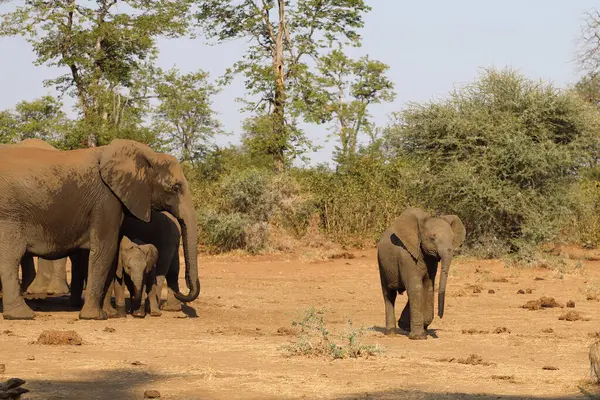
top-left (566, 300), bottom-right (575, 308)
top-left (35, 330), bottom-right (82, 346)
top-left (144, 390), bottom-right (161, 399)
top-left (521, 296), bottom-right (562, 310)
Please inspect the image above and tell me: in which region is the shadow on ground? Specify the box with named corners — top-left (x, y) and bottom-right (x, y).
top-left (20, 368), bottom-right (211, 400)
top-left (370, 326), bottom-right (440, 339)
top-left (335, 387), bottom-right (600, 400)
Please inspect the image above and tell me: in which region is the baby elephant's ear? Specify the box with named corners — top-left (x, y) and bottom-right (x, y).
top-left (441, 215), bottom-right (466, 248)
top-left (142, 244), bottom-right (159, 272)
top-left (391, 207), bottom-right (430, 260)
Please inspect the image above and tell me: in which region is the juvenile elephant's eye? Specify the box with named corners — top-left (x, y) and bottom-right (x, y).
top-left (171, 183), bottom-right (182, 193)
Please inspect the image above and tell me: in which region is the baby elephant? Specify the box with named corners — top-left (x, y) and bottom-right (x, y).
top-left (590, 340), bottom-right (600, 382)
top-left (377, 207), bottom-right (466, 340)
top-left (108, 236), bottom-right (159, 318)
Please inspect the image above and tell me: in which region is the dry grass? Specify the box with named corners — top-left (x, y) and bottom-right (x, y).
top-left (35, 330), bottom-right (82, 346)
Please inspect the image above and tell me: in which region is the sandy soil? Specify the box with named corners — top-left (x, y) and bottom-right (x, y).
top-left (1, 246), bottom-right (600, 400)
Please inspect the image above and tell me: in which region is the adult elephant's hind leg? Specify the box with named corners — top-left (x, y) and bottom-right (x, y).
top-left (26, 257), bottom-right (51, 294)
top-left (47, 257), bottom-right (69, 295)
top-left (0, 245), bottom-right (35, 320)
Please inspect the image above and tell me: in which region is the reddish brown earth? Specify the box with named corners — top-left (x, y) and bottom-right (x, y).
top-left (1, 246), bottom-right (600, 399)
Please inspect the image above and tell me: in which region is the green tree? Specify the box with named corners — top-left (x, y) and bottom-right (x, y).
top-left (152, 68), bottom-right (223, 163)
top-left (302, 48), bottom-right (395, 165)
top-left (384, 68), bottom-right (600, 255)
top-left (0, 96), bottom-right (72, 145)
top-left (195, 0), bottom-right (371, 171)
top-left (0, 0), bottom-right (191, 146)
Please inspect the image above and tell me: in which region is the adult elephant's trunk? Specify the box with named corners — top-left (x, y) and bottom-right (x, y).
top-left (173, 200), bottom-right (200, 303)
top-left (437, 252), bottom-right (452, 318)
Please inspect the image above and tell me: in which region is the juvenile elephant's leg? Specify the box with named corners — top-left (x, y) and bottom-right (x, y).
top-left (19, 255), bottom-right (36, 293)
top-left (405, 282), bottom-right (427, 340)
top-left (0, 248), bottom-right (35, 320)
top-left (382, 287), bottom-right (397, 335)
top-left (46, 257), bottom-right (69, 295)
top-left (147, 270), bottom-right (161, 317)
top-left (113, 277), bottom-right (127, 317)
top-left (423, 278), bottom-right (435, 330)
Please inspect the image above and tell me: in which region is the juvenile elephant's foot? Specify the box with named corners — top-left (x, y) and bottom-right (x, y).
top-left (46, 278), bottom-right (70, 295)
top-left (408, 331), bottom-right (428, 340)
top-left (116, 305), bottom-right (127, 318)
top-left (79, 305), bottom-right (107, 320)
top-left (3, 302), bottom-right (35, 320)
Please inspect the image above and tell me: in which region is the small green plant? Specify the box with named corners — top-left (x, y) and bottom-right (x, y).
top-left (281, 307), bottom-right (384, 359)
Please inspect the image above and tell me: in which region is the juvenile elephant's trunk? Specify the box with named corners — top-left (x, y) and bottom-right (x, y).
top-left (173, 201), bottom-right (200, 303)
top-left (438, 253), bottom-right (452, 319)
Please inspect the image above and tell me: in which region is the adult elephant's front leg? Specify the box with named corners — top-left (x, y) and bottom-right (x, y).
top-left (79, 220), bottom-right (121, 320)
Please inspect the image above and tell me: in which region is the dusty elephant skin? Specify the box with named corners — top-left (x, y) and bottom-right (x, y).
top-left (377, 207), bottom-right (466, 340)
top-left (0, 139), bottom-right (70, 296)
top-left (0, 139), bottom-right (200, 320)
top-left (72, 210), bottom-right (184, 318)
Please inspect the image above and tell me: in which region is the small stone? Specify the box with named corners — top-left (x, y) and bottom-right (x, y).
top-left (526, 289), bottom-right (533, 294)
top-left (542, 365), bottom-right (559, 370)
top-left (144, 390), bottom-right (161, 399)
top-left (232, 305), bottom-right (241, 309)
top-left (27, 356), bottom-right (35, 361)
top-left (131, 361), bottom-right (145, 366)
top-left (566, 300), bottom-right (575, 308)
top-left (542, 328), bottom-right (554, 333)
top-left (517, 289), bottom-right (525, 294)
top-left (103, 327), bottom-right (116, 333)
top-left (488, 289), bottom-right (495, 294)
top-left (534, 277), bottom-right (545, 281)
top-left (473, 288), bottom-right (481, 294)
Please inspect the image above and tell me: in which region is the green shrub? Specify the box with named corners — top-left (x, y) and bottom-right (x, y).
top-left (199, 212), bottom-right (247, 252)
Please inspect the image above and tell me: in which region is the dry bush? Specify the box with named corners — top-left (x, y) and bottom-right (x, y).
top-left (35, 330), bottom-right (82, 345)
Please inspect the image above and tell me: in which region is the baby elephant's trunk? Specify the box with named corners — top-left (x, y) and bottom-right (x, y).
top-left (437, 254), bottom-right (452, 318)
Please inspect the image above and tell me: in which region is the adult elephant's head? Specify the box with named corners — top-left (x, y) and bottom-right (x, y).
top-left (99, 139), bottom-right (200, 303)
top-left (392, 207), bottom-right (466, 319)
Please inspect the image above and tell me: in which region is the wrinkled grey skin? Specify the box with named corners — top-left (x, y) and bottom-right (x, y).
top-left (72, 210), bottom-right (184, 318)
top-left (377, 207), bottom-right (466, 340)
top-left (0, 139), bottom-right (200, 320)
top-left (0, 139), bottom-right (69, 295)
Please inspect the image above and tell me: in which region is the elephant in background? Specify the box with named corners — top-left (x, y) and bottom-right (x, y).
top-left (73, 210), bottom-right (184, 317)
top-left (0, 139), bottom-right (69, 295)
top-left (377, 207), bottom-right (466, 340)
top-left (0, 139), bottom-right (200, 320)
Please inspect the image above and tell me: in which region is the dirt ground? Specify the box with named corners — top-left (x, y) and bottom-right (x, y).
top-left (2, 246), bottom-right (600, 400)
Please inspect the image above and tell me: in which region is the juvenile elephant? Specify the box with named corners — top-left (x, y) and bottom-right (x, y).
top-left (72, 210), bottom-right (185, 317)
top-left (377, 207), bottom-right (466, 340)
top-left (0, 139), bottom-right (69, 295)
top-left (0, 139), bottom-right (200, 320)
top-left (106, 236), bottom-right (159, 318)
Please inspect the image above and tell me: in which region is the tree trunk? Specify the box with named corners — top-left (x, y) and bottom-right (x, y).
top-left (271, 0), bottom-right (287, 173)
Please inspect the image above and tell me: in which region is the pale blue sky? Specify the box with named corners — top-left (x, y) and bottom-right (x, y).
top-left (0, 1), bottom-right (597, 164)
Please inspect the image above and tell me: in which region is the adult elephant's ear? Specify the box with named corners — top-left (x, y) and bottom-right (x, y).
top-left (441, 215), bottom-right (466, 248)
top-left (99, 140), bottom-right (152, 223)
top-left (391, 207), bottom-right (430, 260)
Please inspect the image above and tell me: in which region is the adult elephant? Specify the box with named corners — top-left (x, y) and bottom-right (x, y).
top-left (72, 210), bottom-right (185, 317)
top-left (377, 207), bottom-right (466, 340)
top-left (0, 139), bottom-right (200, 320)
top-left (0, 138), bottom-right (69, 295)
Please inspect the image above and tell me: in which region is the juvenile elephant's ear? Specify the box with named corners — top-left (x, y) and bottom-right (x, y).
top-left (391, 207), bottom-right (430, 260)
top-left (99, 140), bottom-right (153, 223)
top-left (142, 244), bottom-right (159, 273)
top-left (441, 215), bottom-right (466, 248)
